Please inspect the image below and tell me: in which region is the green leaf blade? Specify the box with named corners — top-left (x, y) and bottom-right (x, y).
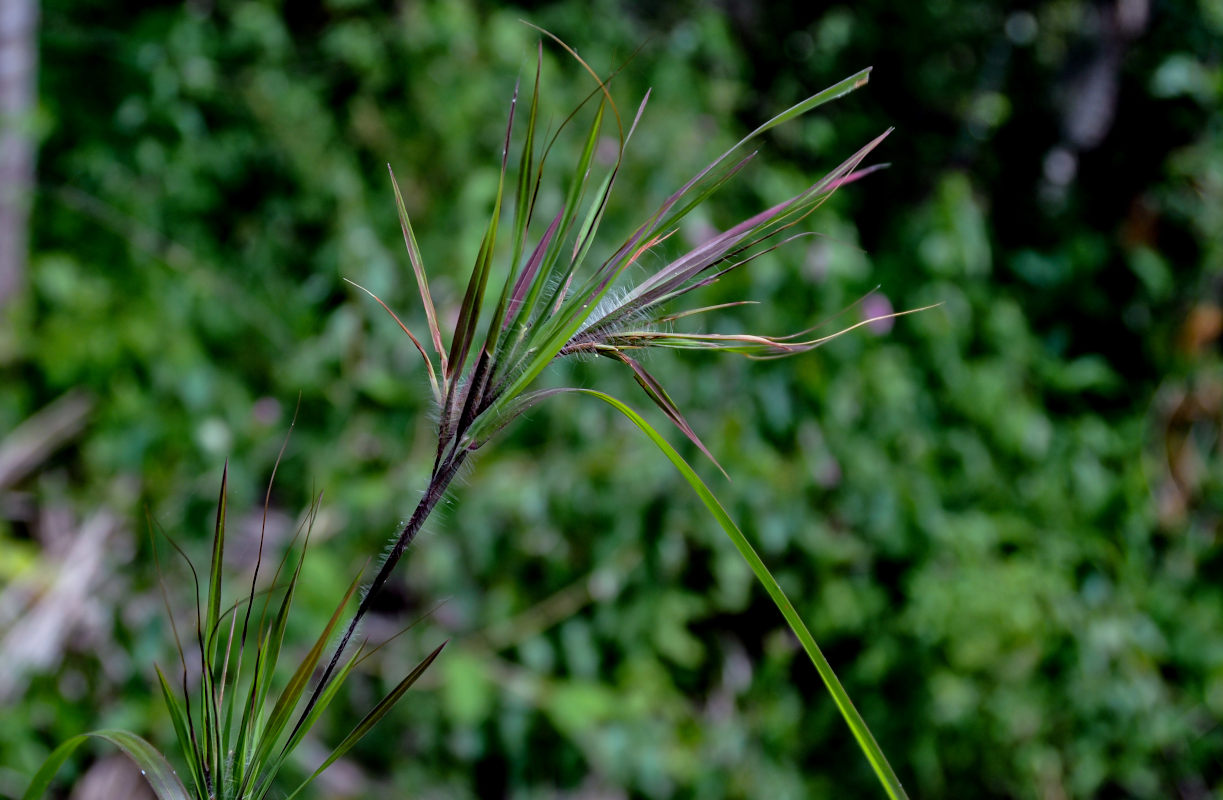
top-left (155, 666), bottom-right (207, 800)
top-left (565, 389), bottom-right (909, 800)
top-left (389, 166), bottom-right (447, 372)
top-left (746, 67), bottom-right (872, 138)
top-left (282, 642), bottom-right (446, 800)
top-left (21, 730), bottom-right (192, 800)
top-left (242, 568), bottom-right (364, 798)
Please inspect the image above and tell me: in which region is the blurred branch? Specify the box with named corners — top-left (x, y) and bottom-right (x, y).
top-left (0, 0), bottom-right (39, 307)
top-left (0, 509), bottom-right (120, 701)
top-left (0, 390), bottom-right (94, 490)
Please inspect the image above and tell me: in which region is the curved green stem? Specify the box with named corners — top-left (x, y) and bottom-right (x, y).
top-left (573, 389), bottom-right (909, 800)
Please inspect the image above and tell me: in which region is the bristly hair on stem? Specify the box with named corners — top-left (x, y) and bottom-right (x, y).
top-left (338, 27), bottom-right (925, 800)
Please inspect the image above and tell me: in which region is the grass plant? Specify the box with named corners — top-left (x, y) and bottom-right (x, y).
top-left (24, 32), bottom-right (921, 799)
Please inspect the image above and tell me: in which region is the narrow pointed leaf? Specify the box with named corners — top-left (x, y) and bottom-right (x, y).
top-left (571, 90), bottom-right (651, 274)
top-left (746, 67), bottom-right (872, 138)
top-left (234, 502), bottom-right (320, 791)
top-left (589, 68), bottom-right (873, 297)
top-left (344, 278), bottom-right (441, 401)
top-left (492, 67), bottom-right (651, 388)
top-left (275, 644), bottom-right (366, 767)
top-left (218, 609), bottom-right (240, 770)
top-left (516, 100), bottom-right (606, 338)
top-left (445, 81), bottom-right (518, 386)
top-left (230, 421), bottom-right (302, 784)
top-left (206, 464), bottom-right (227, 644)
top-left (825, 162), bottom-right (890, 190)
top-left (464, 229), bottom-right (670, 446)
top-left (623, 126), bottom-right (891, 315)
top-left (519, 89), bottom-right (651, 346)
top-left (570, 167), bottom-right (615, 266)
top-left (242, 568), bottom-right (364, 797)
top-left (505, 206), bottom-right (564, 331)
top-left (525, 23), bottom-right (624, 141)
top-left (622, 196), bottom-right (796, 307)
top-left (147, 517), bottom-right (208, 795)
top-left (202, 465), bottom-right (228, 789)
top-left (235, 531), bottom-right (309, 786)
top-left (496, 32), bottom-right (647, 371)
top-left (588, 147), bottom-right (756, 299)
top-left (281, 643), bottom-right (447, 800)
top-left (604, 349), bottom-right (726, 477)
top-left (483, 81), bottom-right (548, 360)
top-left (565, 389), bottom-right (909, 800)
top-left (155, 666), bottom-right (207, 800)
top-left (249, 644), bottom-right (368, 800)
top-left (511, 41), bottom-right (543, 272)
top-left (557, 99), bottom-right (605, 265)
top-left (21, 730), bottom-right (191, 800)
top-left (586, 130), bottom-right (892, 340)
top-left (550, 141), bottom-right (846, 371)
top-left (389, 166), bottom-right (447, 371)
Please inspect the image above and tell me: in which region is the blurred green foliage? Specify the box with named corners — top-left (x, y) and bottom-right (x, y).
top-left (2, 0), bottom-right (1221, 798)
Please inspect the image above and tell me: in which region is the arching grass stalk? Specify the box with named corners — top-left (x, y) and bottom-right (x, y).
top-left (22, 32), bottom-right (923, 800)
top-left (330, 32), bottom-right (924, 799)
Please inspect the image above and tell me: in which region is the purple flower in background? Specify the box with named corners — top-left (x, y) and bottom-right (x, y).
top-left (862, 292), bottom-right (895, 335)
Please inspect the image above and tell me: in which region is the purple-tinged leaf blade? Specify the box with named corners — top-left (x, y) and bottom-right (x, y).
top-left (605, 349), bottom-right (727, 478)
top-left (505, 207), bottom-right (564, 330)
top-left (445, 80), bottom-right (518, 386)
top-left (389, 166), bottom-right (446, 372)
top-left (345, 278), bottom-right (441, 400)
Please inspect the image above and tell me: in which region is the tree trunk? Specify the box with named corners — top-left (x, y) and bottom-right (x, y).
top-left (0, 0), bottom-right (39, 308)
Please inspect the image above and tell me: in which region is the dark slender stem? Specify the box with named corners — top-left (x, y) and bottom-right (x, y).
top-left (290, 450), bottom-right (468, 739)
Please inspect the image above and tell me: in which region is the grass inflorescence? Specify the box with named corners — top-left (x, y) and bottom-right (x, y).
top-left (25, 29), bottom-right (921, 800)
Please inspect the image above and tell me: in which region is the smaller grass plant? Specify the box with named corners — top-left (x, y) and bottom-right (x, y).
top-left (22, 448), bottom-right (444, 800)
top-left (24, 29), bottom-right (924, 800)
